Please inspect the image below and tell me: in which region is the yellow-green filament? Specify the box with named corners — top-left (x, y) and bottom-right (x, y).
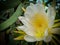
top-left (36, 42), bottom-right (39, 45)
top-left (52, 37), bottom-right (58, 45)
top-left (52, 35), bottom-right (60, 44)
top-left (22, 7), bottom-right (26, 12)
top-left (54, 19), bottom-right (60, 22)
top-left (53, 23), bottom-right (60, 27)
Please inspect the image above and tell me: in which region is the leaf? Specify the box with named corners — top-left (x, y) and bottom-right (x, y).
top-left (0, 3), bottom-right (23, 31)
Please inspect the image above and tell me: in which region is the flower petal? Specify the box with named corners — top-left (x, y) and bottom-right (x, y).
top-left (18, 16), bottom-right (31, 27)
top-left (18, 16), bottom-right (35, 36)
top-left (47, 6), bottom-right (55, 27)
top-left (43, 36), bottom-right (52, 42)
top-left (24, 35), bottom-right (36, 42)
top-left (16, 25), bottom-right (34, 36)
top-left (35, 3), bottom-right (46, 14)
top-left (16, 26), bottom-right (25, 30)
top-left (51, 28), bottom-right (60, 34)
top-left (25, 29), bottom-right (34, 36)
top-left (35, 38), bottom-right (43, 41)
top-left (24, 6), bottom-right (34, 18)
top-left (44, 30), bottom-right (48, 37)
top-left (30, 3), bottom-right (34, 6)
top-left (25, 3), bottom-right (47, 18)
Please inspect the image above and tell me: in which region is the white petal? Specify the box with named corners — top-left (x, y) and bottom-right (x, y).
top-left (43, 36), bottom-right (52, 42)
top-left (16, 25), bottom-right (34, 36)
top-left (17, 26), bottom-right (34, 37)
top-left (30, 3), bottom-right (34, 6)
top-left (44, 30), bottom-right (48, 37)
top-left (49, 6), bottom-right (55, 16)
top-left (24, 3), bottom-right (47, 18)
top-left (47, 6), bottom-right (55, 18)
top-left (24, 6), bottom-right (34, 18)
top-left (18, 16), bottom-right (35, 36)
top-left (18, 16), bottom-right (24, 21)
top-left (36, 38), bottom-right (43, 41)
top-left (32, 3), bottom-right (46, 15)
top-left (24, 35), bottom-right (36, 42)
top-left (36, 3), bottom-right (45, 13)
top-left (18, 16), bottom-right (31, 27)
top-left (51, 28), bottom-right (60, 34)
top-left (16, 26), bottom-right (25, 30)
top-left (24, 27), bottom-right (34, 36)
top-left (47, 6), bottom-right (55, 27)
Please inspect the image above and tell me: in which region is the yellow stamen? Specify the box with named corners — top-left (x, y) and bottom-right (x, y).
top-left (53, 23), bottom-right (60, 27)
top-left (14, 31), bottom-right (25, 34)
top-left (54, 19), bottom-right (60, 22)
top-left (22, 7), bottom-right (26, 12)
top-left (36, 42), bottom-right (39, 45)
top-left (14, 36), bottom-right (24, 40)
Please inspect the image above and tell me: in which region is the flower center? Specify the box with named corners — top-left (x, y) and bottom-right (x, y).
top-left (30, 13), bottom-right (49, 38)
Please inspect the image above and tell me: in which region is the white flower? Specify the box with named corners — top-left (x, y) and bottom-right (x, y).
top-left (17, 3), bottom-right (60, 42)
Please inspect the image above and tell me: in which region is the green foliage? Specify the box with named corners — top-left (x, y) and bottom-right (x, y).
top-left (0, 3), bottom-right (23, 31)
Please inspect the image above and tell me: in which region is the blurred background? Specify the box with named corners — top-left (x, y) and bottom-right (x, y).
top-left (0, 0), bottom-right (60, 45)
